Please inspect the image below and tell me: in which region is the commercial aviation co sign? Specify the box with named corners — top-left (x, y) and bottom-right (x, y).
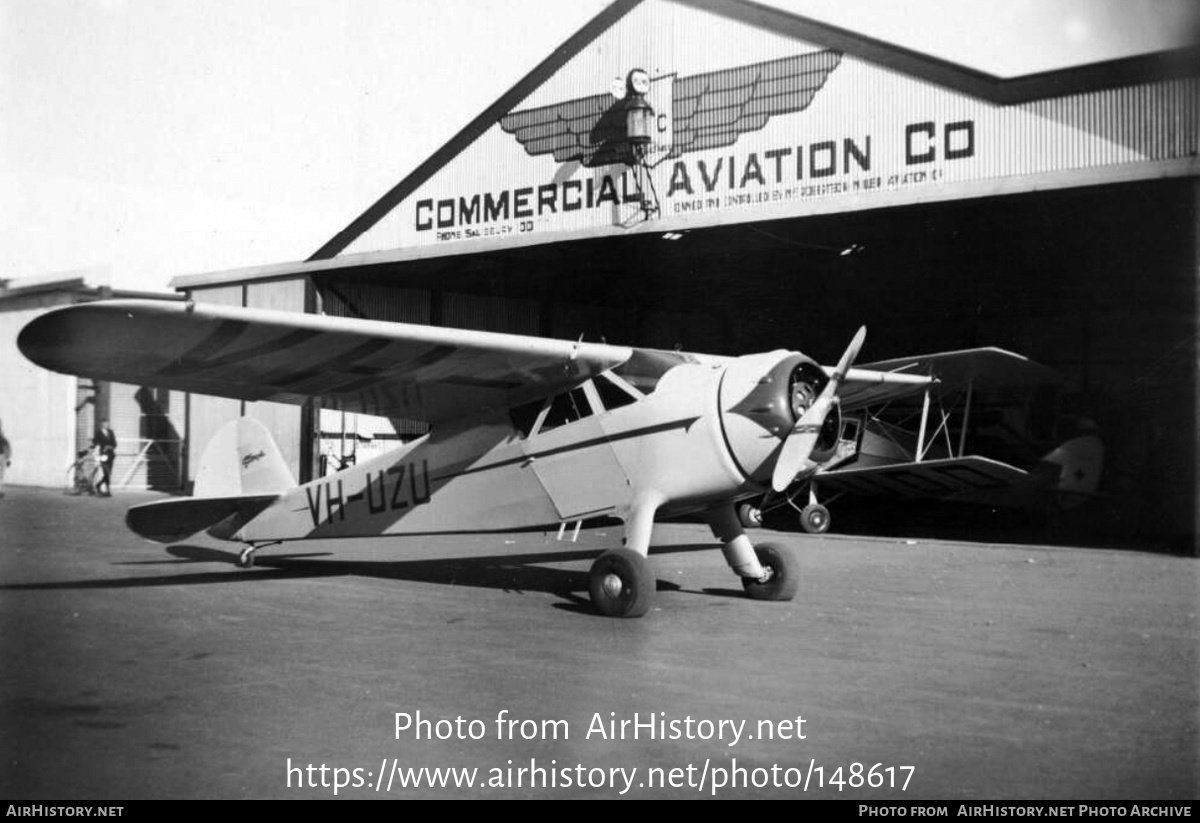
top-left (413, 48), bottom-right (977, 240)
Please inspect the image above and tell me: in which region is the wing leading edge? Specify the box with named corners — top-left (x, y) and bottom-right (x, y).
top-left (19, 300), bottom-right (633, 425)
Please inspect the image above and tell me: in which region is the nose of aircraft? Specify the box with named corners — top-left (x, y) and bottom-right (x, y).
top-left (770, 326), bottom-right (865, 492)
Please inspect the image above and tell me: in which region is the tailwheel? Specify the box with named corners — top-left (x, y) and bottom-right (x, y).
top-left (589, 548), bottom-right (655, 618)
top-left (737, 501), bottom-right (763, 528)
top-left (799, 503), bottom-right (831, 534)
top-left (237, 545), bottom-right (257, 568)
top-left (741, 542), bottom-right (799, 602)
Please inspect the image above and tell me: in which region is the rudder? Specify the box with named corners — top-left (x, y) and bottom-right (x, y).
top-left (194, 417), bottom-right (295, 497)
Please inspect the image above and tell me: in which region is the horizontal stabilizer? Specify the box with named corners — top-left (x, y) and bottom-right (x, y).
top-left (126, 495), bottom-right (278, 543)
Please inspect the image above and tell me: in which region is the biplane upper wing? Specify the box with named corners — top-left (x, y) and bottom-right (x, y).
top-left (836, 367), bottom-right (936, 411)
top-left (18, 300), bottom-right (633, 424)
top-left (854, 347), bottom-right (1060, 394)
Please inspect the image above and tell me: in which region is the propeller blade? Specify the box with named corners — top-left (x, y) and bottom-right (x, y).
top-left (830, 325), bottom-right (866, 387)
top-left (770, 397), bottom-right (832, 492)
top-left (769, 327), bottom-right (867, 492)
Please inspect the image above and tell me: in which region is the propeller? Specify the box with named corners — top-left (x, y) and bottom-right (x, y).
top-left (770, 326), bottom-right (867, 492)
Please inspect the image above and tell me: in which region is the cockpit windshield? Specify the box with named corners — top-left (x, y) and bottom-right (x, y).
top-left (612, 348), bottom-right (695, 395)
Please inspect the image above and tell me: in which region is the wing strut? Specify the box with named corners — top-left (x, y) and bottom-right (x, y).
top-left (915, 387), bottom-right (931, 463)
top-left (957, 379), bottom-right (974, 458)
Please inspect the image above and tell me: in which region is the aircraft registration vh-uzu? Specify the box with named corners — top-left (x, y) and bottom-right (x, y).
top-left (24, 299), bottom-right (974, 617)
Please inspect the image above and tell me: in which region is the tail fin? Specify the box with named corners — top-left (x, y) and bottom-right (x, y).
top-left (126, 418), bottom-right (293, 543)
top-left (194, 417), bottom-right (295, 497)
top-left (1040, 433), bottom-right (1104, 509)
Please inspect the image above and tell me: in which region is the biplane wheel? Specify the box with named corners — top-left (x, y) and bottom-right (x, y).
top-left (799, 503), bottom-right (831, 534)
top-left (737, 502), bottom-right (763, 528)
top-left (741, 542), bottom-right (799, 602)
top-left (589, 548), bottom-right (655, 618)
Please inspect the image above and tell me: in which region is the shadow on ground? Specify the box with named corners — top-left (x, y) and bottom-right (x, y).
top-left (0, 541), bottom-right (714, 611)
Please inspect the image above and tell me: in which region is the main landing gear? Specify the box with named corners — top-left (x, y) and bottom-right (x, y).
top-left (589, 548), bottom-right (656, 618)
top-left (589, 493), bottom-right (661, 618)
top-left (798, 502), bottom-right (830, 535)
top-left (747, 484), bottom-right (835, 534)
top-left (585, 498), bottom-right (801, 618)
top-left (710, 505), bottom-right (798, 601)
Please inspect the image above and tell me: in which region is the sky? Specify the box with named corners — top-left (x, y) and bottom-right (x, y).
top-left (1, 0), bottom-right (1195, 292)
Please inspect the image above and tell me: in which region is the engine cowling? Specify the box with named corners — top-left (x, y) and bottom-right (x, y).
top-left (717, 350), bottom-right (841, 486)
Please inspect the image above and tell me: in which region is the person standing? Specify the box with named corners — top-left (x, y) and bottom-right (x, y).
top-left (92, 419), bottom-right (117, 497)
top-left (0, 419), bottom-right (10, 498)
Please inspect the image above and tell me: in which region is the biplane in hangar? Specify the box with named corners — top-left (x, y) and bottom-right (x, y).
top-left (740, 349), bottom-right (1104, 534)
top-left (21, 299), bottom-right (1048, 618)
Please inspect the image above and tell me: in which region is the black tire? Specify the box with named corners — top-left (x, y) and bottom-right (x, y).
top-left (737, 502), bottom-right (763, 528)
top-left (589, 548), bottom-right (655, 618)
top-left (799, 503), bottom-right (831, 534)
top-left (741, 542), bottom-right (799, 602)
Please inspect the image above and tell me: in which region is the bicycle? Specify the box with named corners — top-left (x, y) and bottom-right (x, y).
top-left (66, 448), bottom-right (103, 496)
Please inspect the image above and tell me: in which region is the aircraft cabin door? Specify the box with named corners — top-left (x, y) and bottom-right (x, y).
top-left (520, 388), bottom-right (629, 521)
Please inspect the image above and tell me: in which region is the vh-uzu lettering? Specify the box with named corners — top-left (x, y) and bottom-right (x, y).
top-left (305, 460), bottom-right (431, 526)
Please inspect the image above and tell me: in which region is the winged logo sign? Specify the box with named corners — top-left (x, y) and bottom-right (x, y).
top-left (499, 49), bottom-right (842, 168)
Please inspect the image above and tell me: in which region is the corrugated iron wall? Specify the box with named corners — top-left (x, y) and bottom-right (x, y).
top-left (185, 286), bottom-right (243, 483)
top-left (184, 279), bottom-right (309, 486)
top-left (245, 280), bottom-right (306, 481)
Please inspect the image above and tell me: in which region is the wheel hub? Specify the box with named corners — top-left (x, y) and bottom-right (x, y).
top-left (601, 573), bottom-right (624, 598)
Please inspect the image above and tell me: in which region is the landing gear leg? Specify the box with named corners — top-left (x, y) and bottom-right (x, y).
top-left (708, 505), bottom-right (799, 602)
top-left (588, 493), bottom-right (662, 618)
top-left (798, 486), bottom-right (831, 534)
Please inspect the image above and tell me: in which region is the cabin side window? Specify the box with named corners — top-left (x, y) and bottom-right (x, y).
top-left (593, 373), bottom-right (639, 411)
top-left (538, 387), bottom-right (592, 434)
top-left (509, 399), bottom-right (543, 438)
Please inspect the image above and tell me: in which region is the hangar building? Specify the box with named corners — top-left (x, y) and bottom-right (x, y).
top-left (167, 0), bottom-right (1198, 550)
top-left (0, 275), bottom-right (185, 490)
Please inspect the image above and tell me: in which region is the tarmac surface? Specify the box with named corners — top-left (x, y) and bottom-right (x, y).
top-left (0, 485), bottom-right (1196, 800)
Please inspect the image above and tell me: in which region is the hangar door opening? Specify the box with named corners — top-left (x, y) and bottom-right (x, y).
top-left (315, 178), bottom-right (1197, 552)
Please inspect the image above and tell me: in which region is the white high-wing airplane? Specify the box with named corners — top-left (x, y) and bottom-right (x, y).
top-left (20, 299), bottom-right (946, 617)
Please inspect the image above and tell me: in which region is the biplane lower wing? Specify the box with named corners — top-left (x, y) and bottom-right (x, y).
top-left (816, 455), bottom-right (1036, 501)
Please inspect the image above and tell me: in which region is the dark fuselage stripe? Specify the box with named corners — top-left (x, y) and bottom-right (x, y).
top-left (428, 417), bottom-right (699, 484)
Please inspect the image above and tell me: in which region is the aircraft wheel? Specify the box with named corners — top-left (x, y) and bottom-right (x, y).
top-left (589, 548), bottom-right (655, 618)
top-left (737, 502), bottom-right (763, 528)
top-left (799, 503), bottom-right (831, 534)
top-left (741, 542), bottom-right (799, 602)
top-left (238, 546), bottom-right (256, 568)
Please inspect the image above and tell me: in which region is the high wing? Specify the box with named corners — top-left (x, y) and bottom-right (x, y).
top-left (18, 300), bottom-right (632, 425)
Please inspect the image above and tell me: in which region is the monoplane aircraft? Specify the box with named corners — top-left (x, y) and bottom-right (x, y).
top-left (21, 299), bottom-right (965, 617)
